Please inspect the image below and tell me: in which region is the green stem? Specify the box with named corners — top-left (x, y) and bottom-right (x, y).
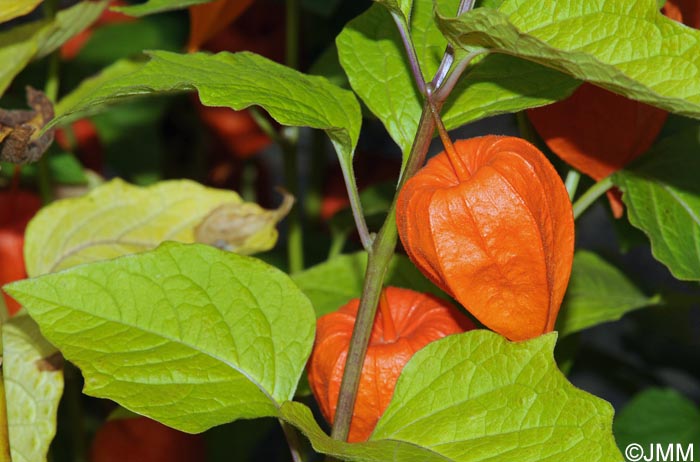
top-left (64, 364), bottom-right (86, 462)
top-left (564, 170), bottom-right (581, 200)
top-left (329, 101), bottom-right (436, 443)
top-left (280, 420), bottom-right (304, 462)
top-left (283, 128), bottom-right (303, 273)
top-left (328, 229), bottom-right (349, 260)
top-left (282, 0), bottom-right (303, 273)
top-left (38, 0), bottom-right (61, 205)
top-left (572, 175), bottom-right (614, 220)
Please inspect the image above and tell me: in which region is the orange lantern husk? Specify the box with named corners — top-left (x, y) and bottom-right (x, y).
top-left (527, 1), bottom-right (697, 218)
top-left (307, 287), bottom-right (474, 442)
top-left (396, 136), bottom-right (574, 342)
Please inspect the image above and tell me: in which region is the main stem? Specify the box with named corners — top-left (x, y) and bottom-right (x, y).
top-left (330, 102), bottom-right (436, 442)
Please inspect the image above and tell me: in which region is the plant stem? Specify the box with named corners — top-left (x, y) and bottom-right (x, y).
top-left (572, 175), bottom-right (614, 219)
top-left (426, 92), bottom-right (468, 179)
top-left (38, 0), bottom-right (61, 205)
top-left (328, 229), bottom-right (348, 260)
top-left (430, 0), bottom-right (477, 89)
top-left (564, 170), bottom-right (581, 200)
top-left (283, 0), bottom-right (303, 273)
top-left (391, 12), bottom-right (426, 96)
top-left (282, 128), bottom-right (303, 273)
top-left (329, 101), bottom-right (436, 443)
top-left (280, 420), bottom-right (304, 462)
top-left (434, 49), bottom-right (488, 101)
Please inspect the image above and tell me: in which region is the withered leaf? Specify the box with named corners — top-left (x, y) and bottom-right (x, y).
top-left (195, 188), bottom-right (295, 254)
top-left (0, 86), bottom-right (55, 165)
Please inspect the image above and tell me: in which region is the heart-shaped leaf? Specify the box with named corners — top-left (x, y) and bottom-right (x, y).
top-left (5, 242), bottom-right (315, 433)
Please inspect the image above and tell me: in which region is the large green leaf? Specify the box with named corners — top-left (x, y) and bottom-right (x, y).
top-left (50, 50), bottom-right (361, 182)
top-left (336, 5), bottom-right (420, 157)
top-left (614, 388), bottom-right (700, 449)
top-left (438, 0), bottom-right (700, 117)
top-left (24, 178), bottom-right (241, 277)
top-left (113, 0), bottom-right (212, 16)
top-left (3, 315), bottom-right (63, 462)
top-left (283, 331), bottom-right (621, 461)
top-left (556, 251), bottom-right (661, 336)
top-left (0, 1), bottom-right (107, 95)
top-left (5, 242), bottom-right (315, 433)
top-left (372, 331), bottom-right (621, 460)
top-left (291, 252), bottom-right (446, 318)
top-left (336, 2), bottom-right (579, 156)
top-left (613, 128), bottom-right (700, 280)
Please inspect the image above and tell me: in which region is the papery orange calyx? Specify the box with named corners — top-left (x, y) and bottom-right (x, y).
top-left (307, 287), bottom-right (474, 442)
top-left (396, 136), bottom-right (575, 342)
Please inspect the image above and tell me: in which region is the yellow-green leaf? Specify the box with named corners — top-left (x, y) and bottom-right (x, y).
top-left (3, 314), bottom-right (63, 462)
top-left (24, 178), bottom-right (243, 276)
top-left (0, 0), bottom-right (43, 24)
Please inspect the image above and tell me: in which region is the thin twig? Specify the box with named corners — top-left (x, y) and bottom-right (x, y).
top-left (565, 170), bottom-right (581, 200)
top-left (391, 12), bottom-right (426, 96)
top-left (572, 175), bottom-right (614, 219)
top-left (434, 49), bottom-right (489, 101)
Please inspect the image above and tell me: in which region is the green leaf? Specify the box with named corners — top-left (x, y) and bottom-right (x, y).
top-left (292, 252), bottom-right (445, 318)
top-left (556, 251), bottom-right (661, 336)
top-left (614, 388), bottom-right (700, 448)
top-left (437, 0), bottom-right (700, 117)
top-left (50, 50), bottom-right (360, 184)
top-left (280, 401), bottom-right (449, 462)
top-left (23, 178), bottom-right (241, 277)
top-left (5, 242), bottom-right (315, 433)
top-left (336, 5), bottom-right (419, 157)
top-left (442, 55), bottom-right (579, 130)
top-left (0, 0), bottom-right (42, 24)
top-left (56, 59), bottom-right (148, 121)
top-left (336, 2), bottom-right (579, 156)
top-left (613, 128), bottom-right (700, 280)
top-left (373, 331), bottom-right (621, 460)
top-left (283, 332), bottom-right (622, 461)
top-left (0, 1), bottom-right (108, 95)
top-left (113, 0), bottom-right (212, 17)
top-left (3, 315), bottom-right (64, 462)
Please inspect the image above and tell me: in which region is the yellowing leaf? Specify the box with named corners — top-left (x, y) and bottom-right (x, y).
top-left (195, 189), bottom-right (293, 255)
top-left (187, 0), bottom-right (254, 52)
top-left (3, 314), bottom-right (63, 462)
top-left (0, 0), bottom-right (43, 24)
top-left (24, 178), bottom-right (248, 276)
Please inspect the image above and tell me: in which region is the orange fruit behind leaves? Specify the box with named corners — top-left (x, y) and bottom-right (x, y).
top-left (90, 417), bottom-right (206, 462)
top-left (307, 287), bottom-right (474, 442)
top-left (187, 0), bottom-right (255, 52)
top-left (0, 190), bottom-right (41, 316)
top-left (60, 0), bottom-right (133, 60)
top-left (396, 136), bottom-right (574, 342)
top-left (527, 2), bottom-right (698, 217)
top-left (527, 83), bottom-right (668, 182)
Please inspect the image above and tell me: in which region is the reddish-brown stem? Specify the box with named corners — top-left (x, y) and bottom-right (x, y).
top-left (427, 92), bottom-right (469, 181)
top-left (379, 289), bottom-right (398, 342)
top-left (11, 165), bottom-right (21, 192)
